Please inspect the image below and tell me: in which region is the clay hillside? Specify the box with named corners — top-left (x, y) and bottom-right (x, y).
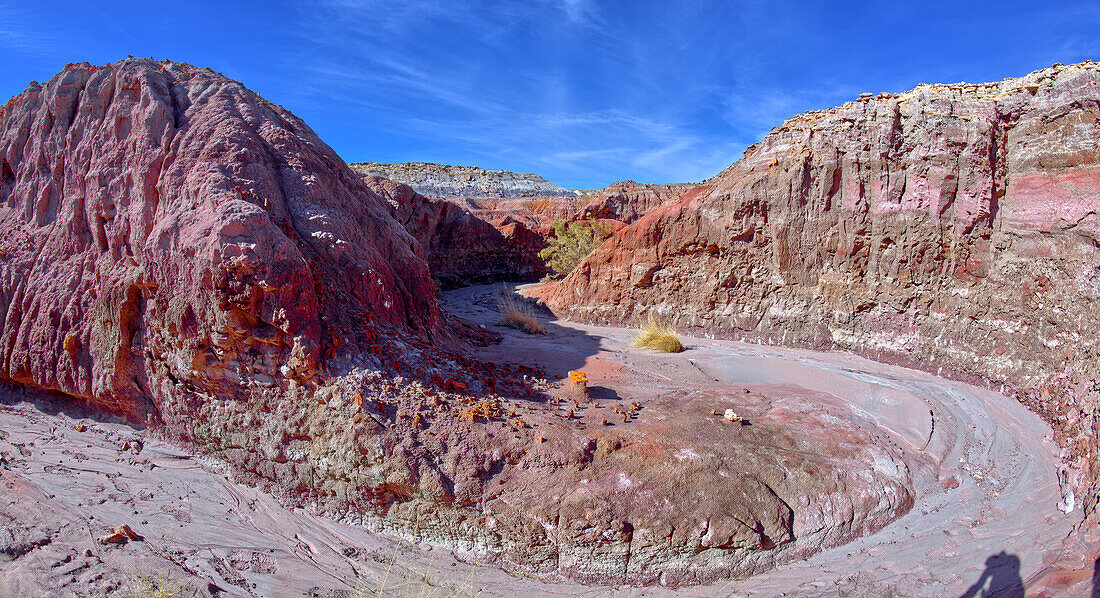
top-left (534, 60), bottom-right (1100, 516)
top-left (350, 162), bottom-right (696, 285)
top-left (0, 58), bottom-right (438, 421)
top-left (350, 161), bottom-right (693, 226)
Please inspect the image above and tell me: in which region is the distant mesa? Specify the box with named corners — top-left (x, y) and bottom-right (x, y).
top-left (350, 161), bottom-right (580, 199)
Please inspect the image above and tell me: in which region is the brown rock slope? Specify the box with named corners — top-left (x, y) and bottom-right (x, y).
top-left (0, 58), bottom-right (437, 422)
top-left (362, 174), bottom-right (546, 286)
top-left (535, 61), bottom-right (1100, 513)
top-left (578, 180), bottom-right (696, 224)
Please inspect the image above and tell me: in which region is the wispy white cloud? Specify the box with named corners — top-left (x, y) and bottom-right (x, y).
top-left (0, 5), bottom-right (54, 54)
top-left (274, 0), bottom-right (846, 187)
top-left (556, 0), bottom-right (605, 28)
top-left (545, 147), bottom-right (629, 162)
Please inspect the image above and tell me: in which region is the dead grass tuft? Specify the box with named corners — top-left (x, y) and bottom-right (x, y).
top-left (499, 293), bottom-right (546, 335)
top-left (121, 571), bottom-right (189, 598)
top-left (632, 317), bottom-right (684, 353)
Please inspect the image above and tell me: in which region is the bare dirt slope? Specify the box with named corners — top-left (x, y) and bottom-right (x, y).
top-left (1, 285), bottom-right (1090, 596)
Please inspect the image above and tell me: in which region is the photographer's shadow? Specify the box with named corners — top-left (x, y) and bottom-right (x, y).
top-left (959, 551), bottom-right (1024, 598)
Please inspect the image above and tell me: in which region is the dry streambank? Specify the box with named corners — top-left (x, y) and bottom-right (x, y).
top-left (534, 60), bottom-right (1100, 522)
top-left (0, 285), bottom-right (1085, 596)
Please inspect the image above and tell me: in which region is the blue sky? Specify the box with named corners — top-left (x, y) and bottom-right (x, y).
top-left (1, 1), bottom-right (1098, 189)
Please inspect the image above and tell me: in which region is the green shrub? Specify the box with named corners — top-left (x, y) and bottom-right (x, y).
top-left (538, 219), bottom-right (611, 277)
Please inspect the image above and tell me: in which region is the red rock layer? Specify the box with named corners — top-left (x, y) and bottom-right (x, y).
top-left (362, 175), bottom-right (546, 286)
top-left (535, 61), bottom-right (1100, 512)
top-left (578, 180), bottom-right (696, 224)
top-left (0, 58), bottom-right (437, 420)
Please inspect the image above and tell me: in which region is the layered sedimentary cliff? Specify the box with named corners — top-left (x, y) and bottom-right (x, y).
top-left (578, 180), bottom-right (696, 224)
top-left (351, 161), bottom-right (578, 198)
top-left (535, 61), bottom-right (1100, 513)
top-left (0, 59), bottom-right (437, 421)
top-left (363, 175), bottom-right (546, 286)
top-left (351, 168), bottom-right (696, 286)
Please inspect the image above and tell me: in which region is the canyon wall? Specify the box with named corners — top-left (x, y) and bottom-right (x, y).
top-left (363, 174), bottom-right (546, 286)
top-left (0, 58), bottom-right (920, 587)
top-left (535, 61), bottom-right (1100, 512)
top-left (0, 58), bottom-right (437, 421)
top-left (578, 180), bottom-right (696, 224)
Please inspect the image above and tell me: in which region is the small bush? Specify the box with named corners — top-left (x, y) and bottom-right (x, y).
top-left (122, 572), bottom-right (188, 598)
top-left (632, 317), bottom-right (684, 353)
top-left (499, 293), bottom-right (546, 335)
top-left (538, 219), bottom-right (611, 277)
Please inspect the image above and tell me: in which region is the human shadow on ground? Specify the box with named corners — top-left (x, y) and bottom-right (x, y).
top-left (959, 551), bottom-right (1024, 598)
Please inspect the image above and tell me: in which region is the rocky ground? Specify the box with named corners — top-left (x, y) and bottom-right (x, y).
top-left (1, 284), bottom-right (1091, 596)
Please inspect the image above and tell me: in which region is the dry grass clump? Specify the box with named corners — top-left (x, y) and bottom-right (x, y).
top-left (632, 317), bottom-right (684, 353)
top-left (122, 571), bottom-right (189, 598)
top-left (499, 293), bottom-right (546, 335)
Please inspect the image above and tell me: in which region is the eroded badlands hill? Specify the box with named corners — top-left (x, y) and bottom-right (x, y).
top-left (534, 61), bottom-right (1100, 515)
top-left (0, 58), bottom-right (437, 422)
top-left (362, 174), bottom-right (547, 286)
top-left (578, 180), bottom-right (697, 224)
top-left (350, 165), bottom-right (697, 285)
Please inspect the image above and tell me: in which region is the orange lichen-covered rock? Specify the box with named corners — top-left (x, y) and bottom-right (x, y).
top-left (97, 524), bottom-right (141, 545)
top-left (62, 334), bottom-right (80, 354)
top-left (565, 370), bottom-right (588, 400)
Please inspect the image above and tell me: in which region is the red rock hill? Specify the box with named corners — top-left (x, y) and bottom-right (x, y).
top-left (0, 58), bottom-right (437, 420)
